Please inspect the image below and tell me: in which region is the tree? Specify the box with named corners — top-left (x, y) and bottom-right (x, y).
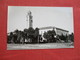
top-left (69, 33), bottom-right (74, 42)
top-left (27, 27), bottom-right (35, 43)
top-left (59, 34), bottom-right (68, 42)
top-left (34, 28), bottom-right (39, 43)
top-left (9, 32), bottom-right (14, 43)
top-left (7, 32), bottom-right (13, 43)
top-left (43, 32), bottom-right (48, 39)
top-left (43, 29), bottom-right (56, 43)
top-left (71, 33), bottom-right (74, 42)
top-left (14, 29), bottom-right (19, 33)
top-left (23, 28), bottom-right (28, 38)
top-left (27, 27), bottom-right (35, 36)
top-left (34, 28), bottom-right (39, 37)
top-left (24, 28), bottom-right (28, 33)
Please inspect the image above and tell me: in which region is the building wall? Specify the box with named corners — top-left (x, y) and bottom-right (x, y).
top-left (39, 28), bottom-right (53, 35)
top-left (39, 27), bottom-right (69, 36)
top-left (56, 29), bottom-right (69, 36)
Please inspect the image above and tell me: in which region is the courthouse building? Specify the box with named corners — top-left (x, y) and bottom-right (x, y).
top-left (39, 26), bottom-right (69, 37)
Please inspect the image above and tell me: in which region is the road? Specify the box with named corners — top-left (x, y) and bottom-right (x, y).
top-left (7, 43), bottom-right (74, 50)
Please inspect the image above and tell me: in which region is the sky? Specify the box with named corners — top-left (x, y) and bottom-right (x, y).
top-left (8, 6), bottom-right (74, 33)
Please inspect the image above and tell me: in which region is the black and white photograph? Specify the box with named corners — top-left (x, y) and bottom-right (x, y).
top-left (7, 6), bottom-right (74, 50)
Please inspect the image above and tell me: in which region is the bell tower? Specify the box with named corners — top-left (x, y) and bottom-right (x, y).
top-left (28, 11), bottom-right (33, 28)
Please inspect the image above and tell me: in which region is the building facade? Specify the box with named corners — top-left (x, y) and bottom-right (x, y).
top-left (39, 26), bottom-right (69, 36)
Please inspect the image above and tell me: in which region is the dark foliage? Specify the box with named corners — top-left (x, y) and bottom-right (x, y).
top-left (43, 28), bottom-right (56, 43)
top-left (69, 33), bottom-right (74, 42)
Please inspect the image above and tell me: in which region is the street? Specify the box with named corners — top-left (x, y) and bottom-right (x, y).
top-left (7, 43), bottom-right (74, 50)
